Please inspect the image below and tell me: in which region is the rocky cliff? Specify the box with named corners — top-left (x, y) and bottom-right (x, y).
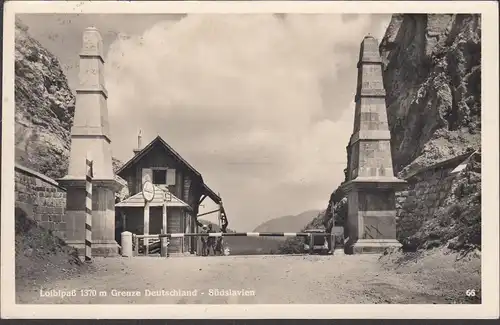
top-left (317, 14), bottom-right (481, 252)
top-left (380, 14), bottom-right (481, 178)
top-left (15, 18), bottom-right (75, 179)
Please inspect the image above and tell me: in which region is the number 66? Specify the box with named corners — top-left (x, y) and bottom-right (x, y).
top-left (466, 289), bottom-right (476, 297)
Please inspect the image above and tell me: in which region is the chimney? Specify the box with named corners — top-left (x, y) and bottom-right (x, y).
top-left (133, 129), bottom-right (142, 155)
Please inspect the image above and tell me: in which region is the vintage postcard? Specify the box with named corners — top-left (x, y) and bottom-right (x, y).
top-left (1, 0), bottom-right (499, 319)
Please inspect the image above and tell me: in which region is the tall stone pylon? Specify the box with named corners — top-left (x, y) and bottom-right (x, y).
top-left (340, 35), bottom-right (407, 254)
top-left (58, 27), bottom-right (122, 256)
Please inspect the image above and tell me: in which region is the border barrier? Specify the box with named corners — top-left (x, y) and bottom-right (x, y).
top-left (131, 232), bottom-right (339, 257)
top-left (152, 232), bottom-right (311, 238)
top-left (85, 157), bottom-right (93, 262)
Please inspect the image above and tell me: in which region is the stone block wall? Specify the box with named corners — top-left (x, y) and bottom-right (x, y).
top-left (15, 164), bottom-right (67, 239)
top-left (395, 152), bottom-right (477, 221)
top-left (396, 168), bottom-right (455, 220)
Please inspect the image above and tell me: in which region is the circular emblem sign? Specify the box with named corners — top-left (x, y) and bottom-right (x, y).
top-left (142, 180), bottom-right (155, 202)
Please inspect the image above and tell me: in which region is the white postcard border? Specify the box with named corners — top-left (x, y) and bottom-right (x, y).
top-left (1, 0), bottom-right (498, 319)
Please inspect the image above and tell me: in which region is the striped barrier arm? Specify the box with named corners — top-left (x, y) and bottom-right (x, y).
top-left (85, 158), bottom-right (93, 262)
top-left (136, 232), bottom-right (314, 239)
top-left (134, 232), bottom-right (333, 256)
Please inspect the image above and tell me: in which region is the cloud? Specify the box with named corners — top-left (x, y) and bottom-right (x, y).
top-left (17, 13), bottom-right (183, 91)
top-left (374, 14), bottom-right (393, 40)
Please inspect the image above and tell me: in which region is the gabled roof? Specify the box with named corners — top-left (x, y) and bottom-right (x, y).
top-left (116, 184), bottom-right (191, 209)
top-left (202, 184), bottom-right (220, 203)
top-left (116, 136), bottom-right (221, 203)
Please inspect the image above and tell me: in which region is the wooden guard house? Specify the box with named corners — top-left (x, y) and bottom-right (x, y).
top-left (115, 133), bottom-right (222, 255)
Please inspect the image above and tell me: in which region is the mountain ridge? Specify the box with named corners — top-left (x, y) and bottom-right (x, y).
top-left (253, 209), bottom-right (322, 233)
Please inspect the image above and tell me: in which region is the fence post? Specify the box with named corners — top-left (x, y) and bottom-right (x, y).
top-left (133, 234), bottom-right (139, 256)
top-left (308, 233), bottom-right (314, 255)
top-left (160, 236), bottom-right (169, 258)
top-left (121, 231), bottom-right (132, 257)
top-left (85, 156), bottom-right (93, 262)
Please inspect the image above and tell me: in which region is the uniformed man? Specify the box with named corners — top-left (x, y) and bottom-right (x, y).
top-left (220, 208), bottom-right (229, 233)
top-left (200, 225), bottom-right (209, 256)
top-left (206, 224), bottom-right (216, 256)
top-left (215, 207), bottom-right (229, 255)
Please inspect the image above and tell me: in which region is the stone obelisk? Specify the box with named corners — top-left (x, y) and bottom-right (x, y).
top-left (340, 35), bottom-right (407, 254)
top-left (59, 27), bottom-right (122, 256)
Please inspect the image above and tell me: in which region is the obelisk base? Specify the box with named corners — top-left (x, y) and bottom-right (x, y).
top-left (59, 178), bottom-right (123, 258)
top-left (346, 239), bottom-right (402, 254)
top-left (341, 177), bottom-right (406, 255)
top-left (66, 240), bottom-right (120, 257)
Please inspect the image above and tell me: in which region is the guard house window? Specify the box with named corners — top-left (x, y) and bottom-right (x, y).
top-left (152, 169), bottom-right (167, 185)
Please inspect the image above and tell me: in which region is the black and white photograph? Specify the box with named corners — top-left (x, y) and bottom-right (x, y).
top-left (1, 0), bottom-right (498, 319)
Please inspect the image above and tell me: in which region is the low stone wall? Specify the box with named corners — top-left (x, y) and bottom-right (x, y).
top-left (395, 152), bottom-right (477, 220)
top-left (15, 164), bottom-right (67, 239)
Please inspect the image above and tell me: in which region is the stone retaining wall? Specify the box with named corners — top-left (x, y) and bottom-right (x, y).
top-left (395, 152), bottom-right (478, 221)
top-left (15, 164), bottom-right (67, 239)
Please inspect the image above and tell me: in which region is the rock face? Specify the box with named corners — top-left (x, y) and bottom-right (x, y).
top-left (322, 187), bottom-right (347, 232)
top-left (380, 14), bottom-right (481, 178)
top-left (15, 18), bottom-right (75, 179)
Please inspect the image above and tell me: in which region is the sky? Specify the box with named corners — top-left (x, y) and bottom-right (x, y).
top-left (18, 13), bottom-right (392, 231)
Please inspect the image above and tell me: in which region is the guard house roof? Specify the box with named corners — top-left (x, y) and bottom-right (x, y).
top-left (116, 136), bottom-right (222, 204)
top-left (116, 184), bottom-right (191, 209)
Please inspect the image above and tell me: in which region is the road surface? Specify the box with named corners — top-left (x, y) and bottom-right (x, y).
top-left (16, 249), bottom-right (480, 304)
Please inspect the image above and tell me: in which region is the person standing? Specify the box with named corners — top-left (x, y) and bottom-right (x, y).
top-left (220, 207), bottom-right (229, 233)
top-left (200, 225), bottom-right (208, 256)
top-left (206, 224), bottom-right (216, 256)
top-left (215, 207), bottom-right (229, 255)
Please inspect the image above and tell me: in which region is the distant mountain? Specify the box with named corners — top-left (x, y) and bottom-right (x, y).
top-left (252, 210), bottom-right (322, 233)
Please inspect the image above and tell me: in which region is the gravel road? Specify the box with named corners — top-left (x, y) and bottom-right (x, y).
top-left (16, 250), bottom-right (481, 304)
